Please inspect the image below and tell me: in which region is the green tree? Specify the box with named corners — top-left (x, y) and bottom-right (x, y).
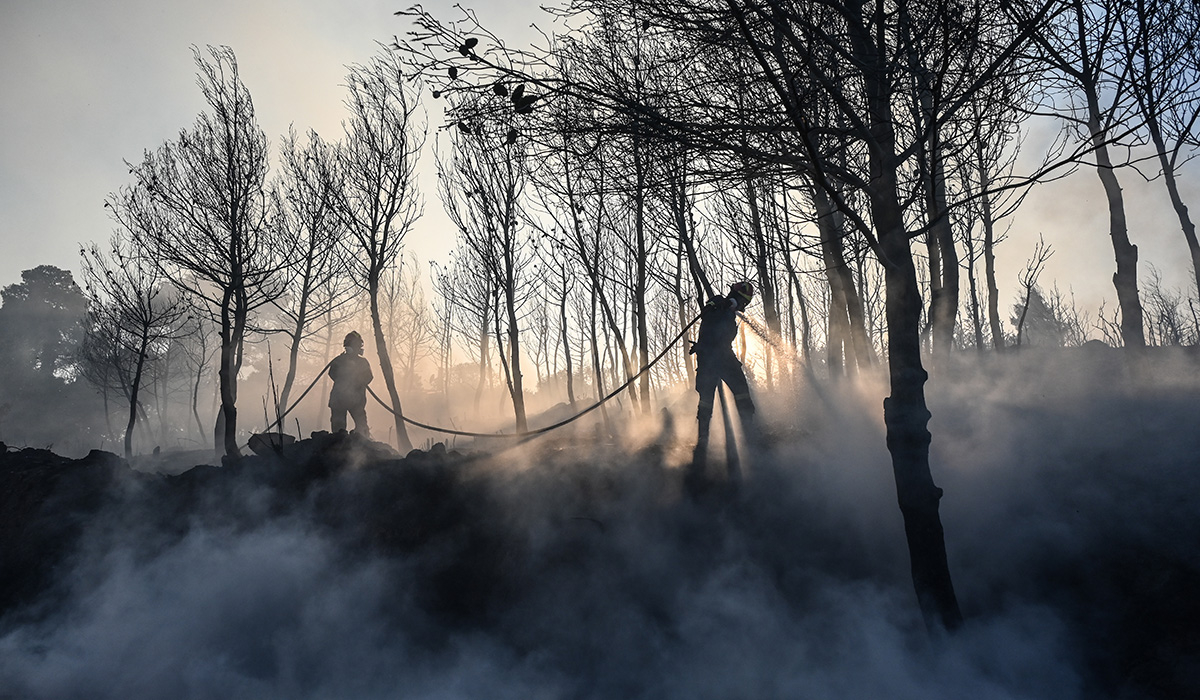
top-left (0, 266), bottom-right (101, 450)
top-left (0, 265), bottom-right (87, 380)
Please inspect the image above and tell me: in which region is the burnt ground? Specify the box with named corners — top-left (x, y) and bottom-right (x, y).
top-left (1, 350), bottom-right (1199, 699)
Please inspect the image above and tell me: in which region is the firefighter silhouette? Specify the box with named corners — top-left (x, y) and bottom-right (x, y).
top-left (690, 281), bottom-right (756, 464)
top-left (328, 331), bottom-right (373, 437)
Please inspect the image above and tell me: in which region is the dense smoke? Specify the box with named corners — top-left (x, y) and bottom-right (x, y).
top-left (1, 348), bottom-right (1197, 699)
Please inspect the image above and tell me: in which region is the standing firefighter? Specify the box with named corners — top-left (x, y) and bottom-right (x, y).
top-left (329, 331), bottom-right (373, 438)
top-left (690, 281), bottom-right (757, 465)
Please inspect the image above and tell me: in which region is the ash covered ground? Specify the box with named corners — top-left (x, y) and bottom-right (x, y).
top-left (1, 347), bottom-right (1198, 700)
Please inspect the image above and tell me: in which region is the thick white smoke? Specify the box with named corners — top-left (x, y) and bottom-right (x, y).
top-left (1, 347), bottom-right (1197, 699)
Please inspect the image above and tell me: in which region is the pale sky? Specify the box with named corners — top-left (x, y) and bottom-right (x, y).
top-left (1, 0), bottom-right (1197, 325)
top-left (0, 0), bottom-right (537, 287)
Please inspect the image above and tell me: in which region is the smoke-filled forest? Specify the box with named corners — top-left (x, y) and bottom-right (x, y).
top-left (2, 0), bottom-right (1199, 697)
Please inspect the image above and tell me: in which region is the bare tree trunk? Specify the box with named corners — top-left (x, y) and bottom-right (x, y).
top-left (928, 149), bottom-right (959, 355)
top-left (980, 173), bottom-right (1005, 350)
top-left (564, 188), bottom-right (641, 411)
top-left (157, 350), bottom-right (170, 445)
top-left (606, 327), bottom-right (626, 407)
top-left (1147, 124), bottom-right (1200, 300)
top-left (813, 185), bottom-right (852, 376)
top-left (559, 277), bottom-right (577, 408)
top-left (101, 386), bottom-right (114, 436)
top-left (595, 252), bottom-right (640, 409)
top-left (828, 278), bottom-right (851, 376)
top-left (124, 334), bottom-right (150, 459)
top-left (848, 4), bottom-right (962, 623)
top-left (589, 282), bottom-right (611, 431)
top-left (633, 136), bottom-right (652, 413)
top-left (746, 180), bottom-right (782, 388)
top-left (875, 185), bottom-right (962, 632)
top-left (493, 303), bottom-right (516, 417)
top-left (673, 238), bottom-right (696, 386)
top-left (1085, 93), bottom-right (1144, 347)
top-left (811, 184), bottom-right (873, 372)
top-left (442, 305), bottom-right (452, 401)
top-left (796, 274), bottom-right (812, 365)
top-left (924, 229), bottom-right (943, 354)
top-left (475, 316), bottom-right (489, 413)
top-left (768, 186), bottom-right (796, 386)
top-left (1016, 289), bottom-right (1033, 348)
top-left (778, 253), bottom-right (813, 367)
top-left (276, 255), bottom-right (314, 423)
top-left (369, 272), bottom-right (413, 452)
top-left (671, 172), bottom-right (711, 383)
top-left (277, 328), bottom-right (303, 425)
top-left (827, 144), bottom-right (876, 370)
top-left (319, 318), bottom-right (334, 415)
top-left (786, 272), bottom-right (797, 351)
top-left (503, 273), bottom-right (528, 432)
top-left (187, 342), bottom-right (204, 440)
top-left (965, 233), bottom-right (985, 351)
top-left (844, 272), bottom-right (875, 368)
top-left (675, 183), bottom-right (714, 302)
top-left (215, 286), bottom-right (243, 458)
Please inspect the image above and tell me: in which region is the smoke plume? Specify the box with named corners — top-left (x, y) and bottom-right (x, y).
top-left (1, 347), bottom-right (1197, 699)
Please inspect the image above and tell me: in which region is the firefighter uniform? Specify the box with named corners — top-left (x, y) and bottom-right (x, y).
top-left (691, 284), bottom-right (756, 449)
top-left (329, 332), bottom-right (373, 437)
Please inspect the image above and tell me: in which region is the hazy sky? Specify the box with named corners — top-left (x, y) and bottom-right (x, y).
top-left (0, 0), bottom-right (534, 287)
top-left (1, 0), bottom-right (1197, 320)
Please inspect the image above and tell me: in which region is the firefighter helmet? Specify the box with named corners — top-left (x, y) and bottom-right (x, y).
top-left (343, 331), bottom-right (364, 348)
top-left (730, 281), bottom-right (754, 305)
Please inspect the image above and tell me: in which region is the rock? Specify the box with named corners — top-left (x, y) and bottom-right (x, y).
top-left (247, 432), bottom-right (297, 456)
top-left (0, 448), bottom-right (127, 616)
top-left (0, 434), bottom-right (477, 622)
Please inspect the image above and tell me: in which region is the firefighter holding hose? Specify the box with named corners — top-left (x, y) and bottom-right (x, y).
top-left (329, 331), bottom-right (373, 438)
top-left (689, 281), bottom-right (757, 468)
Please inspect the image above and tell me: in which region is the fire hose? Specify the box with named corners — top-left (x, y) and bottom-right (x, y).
top-left (367, 313), bottom-right (701, 441)
top-left (245, 311), bottom-right (711, 449)
top-left (241, 361), bottom-right (333, 450)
